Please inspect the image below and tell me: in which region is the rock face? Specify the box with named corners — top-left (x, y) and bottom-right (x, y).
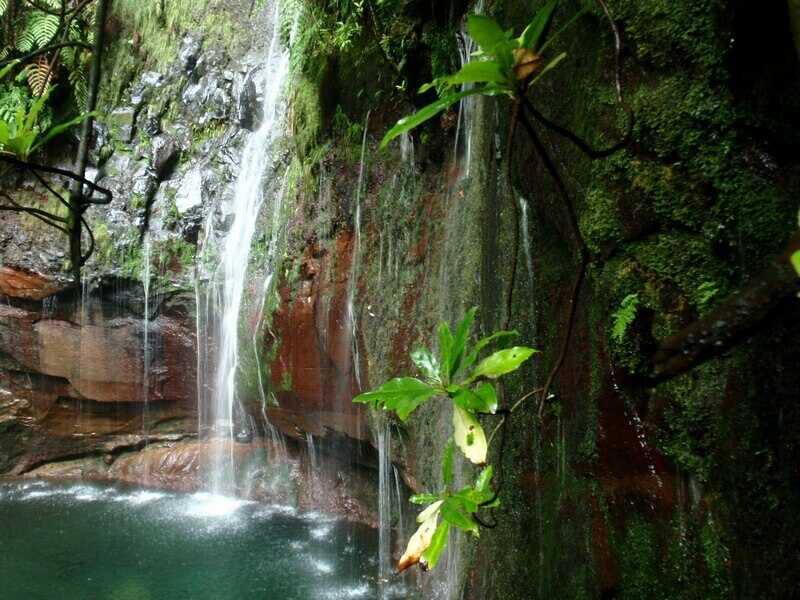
top-left (0, 301), bottom-right (195, 405)
top-left (267, 233), bottom-right (368, 443)
top-left (0, 266), bottom-right (67, 301)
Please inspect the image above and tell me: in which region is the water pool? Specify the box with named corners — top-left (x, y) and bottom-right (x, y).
top-left (0, 480), bottom-right (408, 600)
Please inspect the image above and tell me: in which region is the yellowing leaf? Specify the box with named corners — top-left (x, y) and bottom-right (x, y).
top-left (420, 520), bottom-right (450, 570)
top-left (453, 405), bottom-right (487, 464)
top-left (417, 499), bottom-right (443, 523)
top-left (512, 48), bottom-right (543, 80)
top-left (399, 505), bottom-right (441, 572)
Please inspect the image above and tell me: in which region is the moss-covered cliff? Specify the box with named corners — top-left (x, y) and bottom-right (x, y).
top-left (278, 0), bottom-right (800, 597)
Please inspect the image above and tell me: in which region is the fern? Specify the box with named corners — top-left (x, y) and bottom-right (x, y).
top-left (26, 55), bottom-right (55, 96)
top-left (0, 0), bottom-right (7, 18)
top-left (68, 64), bottom-right (88, 109)
top-left (611, 293), bottom-right (640, 343)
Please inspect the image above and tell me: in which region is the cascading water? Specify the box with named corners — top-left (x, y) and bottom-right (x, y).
top-left (195, 1), bottom-right (291, 495)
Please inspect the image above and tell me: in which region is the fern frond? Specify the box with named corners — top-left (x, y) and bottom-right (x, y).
top-left (0, 0), bottom-right (8, 18)
top-left (15, 23), bottom-right (37, 54)
top-left (27, 55), bottom-right (55, 96)
top-left (30, 11), bottom-right (60, 47)
top-left (611, 293), bottom-right (640, 343)
top-left (68, 66), bottom-right (87, 109)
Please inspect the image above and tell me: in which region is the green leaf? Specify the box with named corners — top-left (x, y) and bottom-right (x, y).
top-left (460, 330), bottom-right (519, 374)
top-left (437, 320), bottom-right (454, 382)
top-left (32, 111), bottom-right (98, 156)
top-left (24, 85), bottom-right (52, 133)
top-left (417, 499), bottom-right (443, 523)
top-left (449, 306), bottom-right (477, 377)
top-left (400, 506), bottom-right (441, 571)
top-left (611, 293), bottom-right (640, 343)
top-left (452, 383), bottom-right (497, 414)
top-left (453, 405), bottom-right (487, 464)
top-left (466, 15), bottom-right (507, 52)
top-left (411, 346), bottom-right (440, 382)
top-left (380, 88), bottom-right (483, 149)
top-left (0, 59), bottom-right (19, 82)
top-left (443, 61), bottom-right (508, 88)
top-left (529, 51), bottom-right (568, 87)
top-left (442, 438), bottom-right (455, 486)
top-left (420, 520), bottom-right (450, 570)
top-left (468, 346), bottom-right (538, 381)
top-left (475, 465), bottom-right (493, 492)
top-left (352, 377), bottom-right (437, 421)
top-left (442, 497), bottom-right (479, 535)
top-left (473, 383), bottom-right (498, 413)
top-left (410, 493), bottom-right (440, 505)
top-left (518, 0), bottom-right (558, 51)
top-left (791, 250), bottom-right (800, 276)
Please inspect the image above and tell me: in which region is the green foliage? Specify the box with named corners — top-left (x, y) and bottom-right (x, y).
top-left (610, 293), bottom-right (639, 343)
top-left (353, 307), bottom-right (537, 570)
top-left (0, 78), bottom-right (94, 159)
top-left (1, 0), bottom-right (95, 108)
top-left (791, 250), bottom-right (800, 277)
top-left (380, 3), bottom-right (567, 148)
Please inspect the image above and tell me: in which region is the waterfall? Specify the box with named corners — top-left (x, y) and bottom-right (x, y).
top-left (195, 0), bottom-right (291, 494)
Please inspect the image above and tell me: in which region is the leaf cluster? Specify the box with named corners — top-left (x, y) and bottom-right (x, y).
top-left (380, 1), bottom-right (566, 148)
top-left (0, 63), bottom-right (93, 159)
top-left (353, 307), bottom-right (537, 571)
top-left (1, 0), bottom-right (95, 109)
top-left (354, 307), bottom-right (535, 464)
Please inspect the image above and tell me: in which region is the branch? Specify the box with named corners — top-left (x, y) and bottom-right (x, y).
top-left (0, 154), bottom-right (112, 204)
top-left (521, 95), bottom-right (632, 159)
top-left (650, 232), bottom-right (800, 384)
top-left (0, 192), bottom-right (70, 233)
top-left (0, 42), bottom-right (93, 68)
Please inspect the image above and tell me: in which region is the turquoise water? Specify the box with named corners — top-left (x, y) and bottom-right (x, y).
top-left (0, 480), bottom-right (403, 600)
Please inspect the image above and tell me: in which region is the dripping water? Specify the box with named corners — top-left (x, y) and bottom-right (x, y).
top-left (344, 112), bottom-right (370, 395)
top-left (142, 233), bottom-right (151, 444)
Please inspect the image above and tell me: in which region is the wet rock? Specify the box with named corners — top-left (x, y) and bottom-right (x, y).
top-left (131, 72), bottom-right (163, 108)
top-left (0, 303), bottom-right (196, 404)
top-left (131, 165), bottom-right (159, 210)
top-left (268, 233), bottom-right (368, 443)
top-left (23, 438), bottom-right (379, 526)
top-left (174, 168), bottom-right (205, 215)
top-left (0, 266), bottom-right (67, 300)
top-left (89, 121), bottom-right (111, 167)
top-left (108, 107), bottom-right (136, 143)
top-left (179, 34), bottom-right (202, 75)
top-left (151, 134), bottom-right (180, 180)
top-left (236, 68), bottom-right (261, 130)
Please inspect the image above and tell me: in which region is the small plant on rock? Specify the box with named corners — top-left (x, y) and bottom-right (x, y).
top-left (353, 307), bottom-right (537, 570)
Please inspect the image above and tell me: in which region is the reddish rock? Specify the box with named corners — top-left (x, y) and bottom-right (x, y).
top-left (268, 231), bottom-right (368, 442)
top-left (0, 304), bottom-right (196, 406)
top-left (23, 437), bottom-right (378, 525)
top-left (0, 265), bottom-right (67, 300)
